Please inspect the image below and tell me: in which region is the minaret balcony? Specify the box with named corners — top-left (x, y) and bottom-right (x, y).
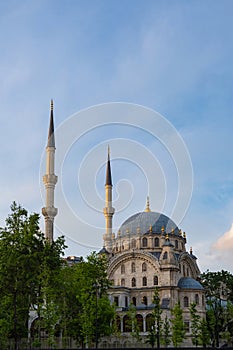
top-left (42, 206), bottom-right (58, 218)
top-left (103, 207), bottom-right (115, 216)
top-left (43, 174), bottom-right (58, 184)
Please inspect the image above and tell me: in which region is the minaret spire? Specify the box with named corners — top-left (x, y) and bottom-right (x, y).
top-left (42, 100), bottom-right (58, 243)
top-left (103, 146), bottom-right (115, 251)
top-left (105, 145), bottom-right (112, 186)
top-left (47, 99), bottom-right (55, 147)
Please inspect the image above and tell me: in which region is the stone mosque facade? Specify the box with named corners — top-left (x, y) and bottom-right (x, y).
top-left (42, 102), bottom-right (206, 347)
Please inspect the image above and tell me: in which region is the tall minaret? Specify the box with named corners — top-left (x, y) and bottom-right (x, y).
top-left (103, 146), bottom-right (115, 251)
top-left (42, 100), bottom-right (58, 243)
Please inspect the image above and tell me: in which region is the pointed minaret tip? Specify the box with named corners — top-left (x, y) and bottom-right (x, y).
top-left (145, 196), bottom-right (151, 212)
top-left (105, 145), bottom-right (112, 186)
top-left (47, 99), bottom-right (55, 148)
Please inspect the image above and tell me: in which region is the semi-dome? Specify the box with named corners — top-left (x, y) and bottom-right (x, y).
top-left (119, 211), bottom-right (180, 237)
top-left (178, 277), bottom-right (204, 290)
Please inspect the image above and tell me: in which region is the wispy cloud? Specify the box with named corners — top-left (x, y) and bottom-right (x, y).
top-left (213, 224), bottom-right (233, 252)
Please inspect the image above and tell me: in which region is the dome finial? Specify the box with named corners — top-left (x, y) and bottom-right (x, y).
top-left (145, 196), bottom-right (151, 212)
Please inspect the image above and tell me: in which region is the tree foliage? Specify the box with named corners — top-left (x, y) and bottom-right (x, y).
top-left (198, 318), bottom-right (210, 348)
top-left (201, 270), bottom-right (233, 301)
top-left (201, 270), bottom-right (233, 347)
top-left (58, 252), bottom-right (115, 348)
top-left (0, 203), bottom-right (116, 349)
top-left (189, 302), bottom-right (201, 347)
top-left (126, 303), bottom-right (142, 344)
top-left (171, 302), bottom-right (185, 348)
top-left (161, 315), bottom-right (171, 348)
top-left (0, 202), bottom-right (66, 349)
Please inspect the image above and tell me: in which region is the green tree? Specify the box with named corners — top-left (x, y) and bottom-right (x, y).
top-left (53, 263), bottom-right (82, 348)
top-left (152, 288), bottom-right (162, 348)
top-left (201, 270), bottom-right (233, 301)
top-left (198, 318), bottom-right (210, 348)
top-left (0, 202), bottom-right (66, 350)
top-left (161, 315), bottom-right (171, 348)
top-left (189, 303), bottom-right (200, 347)
top-left (219, 301), bottom-right (233, 347)
top-left (201, 270), bottom-right (233, 347)
top-left (0, 202), bottom-right (42, 350)
top-left (64, 252), bottom-right (115, 348)
top-left (33, 236), bottom-right (66, 348)
top-left (146, 327), bottom-right (157, 348)
top-left (171, 302), bottom-right (185, 348)
top-left (127, 303), bottom-right (142, 344)
top-left (146, 288), bottom-right (162, 348)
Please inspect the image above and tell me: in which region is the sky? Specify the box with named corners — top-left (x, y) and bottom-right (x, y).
top-left (0, 0), bottom-right (233, 273)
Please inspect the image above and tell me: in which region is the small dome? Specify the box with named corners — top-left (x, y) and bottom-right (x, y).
top-left (178, 277), bottom-right (204, 290)
top-left (119, 211), bottom-right (179, 237)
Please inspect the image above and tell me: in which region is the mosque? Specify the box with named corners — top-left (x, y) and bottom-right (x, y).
top-left (41, 102), bottom-right (206, 347)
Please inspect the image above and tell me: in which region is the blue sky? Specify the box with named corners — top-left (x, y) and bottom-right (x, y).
top-left (0, 0), bottom-right (233, 272)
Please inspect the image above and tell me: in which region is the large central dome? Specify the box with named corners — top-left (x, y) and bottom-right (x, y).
top-left (119, 211), bottom-right (179, 237)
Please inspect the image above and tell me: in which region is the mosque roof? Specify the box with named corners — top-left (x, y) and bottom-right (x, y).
top-left (119, 211), bottom-right (180, 237)
top-left (178, 277), bottom-right (204, 290)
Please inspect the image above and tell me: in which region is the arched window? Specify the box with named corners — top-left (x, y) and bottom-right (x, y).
top-left (121, 264), bottom-right (125, 274)
top-left (163, 252), bottom-right (168, 259)
top-left (184, 321), bottom-right (190, 333)
top-left (116, 315), bottom-right (121, 332)
top-left (121, 278), bottom-right (125, 287)
top-left (175, 240), bottom-right (178, 249)
top-left (142, 276), bottom-right (147, 286)
top-left (146, 314), bottom-right (154, 331)
top-left (187, 268), bottom-right (189, 277)
top-left (102, 340), bottom-right (109, 349)
top-left (142, 296), bottom-right (148, 305)
top-left (136, 314), bottom-right (143, 332)
top-left (202, 295), bottom-right (205, 306)
top-left (195, 294), bottom-right (199, 305)
top-left (142, 237), bottom-right (148, 247)
top-left (123, 341), bottom-right (131, 348)
top-left (131, 262), bottom-right (136, 273)
top-left (132, 297), bottom-right (136, 306)
top-left (154, 237), bottom-right (159, 247)
top-left (113, 340), bottom-right (120, 348)
top-left (116, 243), bottom-right (118, 252)
top-left (184, 296), bottom-right (189, 307)
top-left (132, 277), bottom-right (136, 287)
top-left (125, 296), bottom-right (128, 307)
top-left (123, 315), bottom-right (131, 332)
top-left (142, 262), bottom-right (147, 272)
top-left (154, 275), bottom-right (158, 285)
top-left (122, 241), bottom-right (125, 250)
top-left (131, 239), bottom-right (136, 249)
top-left (183, 265), bottom-right (186, 276)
